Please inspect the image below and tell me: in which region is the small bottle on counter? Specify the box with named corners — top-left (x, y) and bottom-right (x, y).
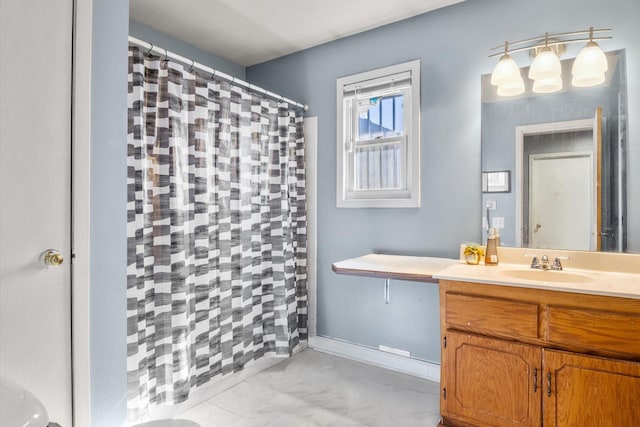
top-left (485, 227), bottom-right (499, 265)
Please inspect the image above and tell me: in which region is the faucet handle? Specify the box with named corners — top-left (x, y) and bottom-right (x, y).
top-left (531, 257), bottom-right (540, 268)
top-left (524, 253), bottom-right (541, 269)
top-left (553, 257), bottom-right (563, 270)
top-left (552, 256), bottom-right (570, 271)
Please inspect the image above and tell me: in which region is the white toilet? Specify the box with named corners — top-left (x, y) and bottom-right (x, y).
top-left (0, 377), bottom-right (49, 427)
top-left (0, 376), bottom-right (200, 427)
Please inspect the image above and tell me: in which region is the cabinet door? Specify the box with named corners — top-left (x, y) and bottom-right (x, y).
top-left (544, 349), bottom-right (640, 427)
top-left (443, 331), bottom-right (542, 427)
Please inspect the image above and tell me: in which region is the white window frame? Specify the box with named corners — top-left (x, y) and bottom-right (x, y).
top-left (336, 60), bottom-right (420, 208)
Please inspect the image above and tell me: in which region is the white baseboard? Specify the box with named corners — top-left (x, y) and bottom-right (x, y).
top-left (309, 336), bottom-right (440, 383)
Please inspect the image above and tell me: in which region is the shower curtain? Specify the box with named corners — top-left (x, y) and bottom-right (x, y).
top-left (126, 46), bottom-right (307, 422)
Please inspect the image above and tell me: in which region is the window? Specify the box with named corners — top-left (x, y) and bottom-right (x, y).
top-left (336, 60), bottom-right (420, 208)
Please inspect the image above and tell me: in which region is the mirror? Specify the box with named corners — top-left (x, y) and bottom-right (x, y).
top-left (481, 49), bottom-right (630, 252)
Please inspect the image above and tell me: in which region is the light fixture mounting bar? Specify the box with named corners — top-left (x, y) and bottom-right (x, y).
top-left (488, 28), bottom-right (612, 58)
top-left (489, 37), bottom-right (611, 58)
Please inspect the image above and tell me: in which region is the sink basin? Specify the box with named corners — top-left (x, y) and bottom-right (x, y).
top-left (498, 268), bottom-right (594, 284)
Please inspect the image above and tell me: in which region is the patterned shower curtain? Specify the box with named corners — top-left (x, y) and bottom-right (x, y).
top-left (126, 46), bottom-right (307, 422)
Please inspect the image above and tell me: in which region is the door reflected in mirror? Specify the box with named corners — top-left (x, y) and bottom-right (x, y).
top-left (518, 118), bottom-right (598, 251)
top-left (481, 49), bottom-right (629, 252)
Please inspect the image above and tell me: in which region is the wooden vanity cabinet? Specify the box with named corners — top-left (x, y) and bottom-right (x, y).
top-left (439, 280), bottom-right (640, 427)
top-left (544, 350), bottom-right (640, 427)
top-left (442, 331), bottom-right (542, 427)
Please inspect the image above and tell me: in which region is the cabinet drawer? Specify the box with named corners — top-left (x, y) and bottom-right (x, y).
top-left (445, 292), bottom-right (539, 339)
top-left (546, 306), bottom-right (640, 357)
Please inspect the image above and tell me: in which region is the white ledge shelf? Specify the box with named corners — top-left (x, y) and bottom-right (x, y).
top-left (332, 254), bottom-right (458, 283)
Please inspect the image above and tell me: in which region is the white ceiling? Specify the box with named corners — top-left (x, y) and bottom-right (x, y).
top-left (129, 0), bottom-right (465, 67)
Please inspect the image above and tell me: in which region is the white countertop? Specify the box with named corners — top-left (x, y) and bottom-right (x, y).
top-left (331, 254), bottom-right (458, 283)
top-left (434, 262), bottom-right (640, 300)
top-left (332, 252), bottom-right (640, 300)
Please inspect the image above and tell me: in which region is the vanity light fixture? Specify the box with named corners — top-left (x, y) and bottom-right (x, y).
top-left (489, 27), bottom-right (611, 97)
top-left (528, 33), bottom-right (562, 82)
top-left (497, 78), bottom-right (525, 97)
top-left (532, 76), bottom-right (563, 94)
top-left (491, 41), bottom-right (525, 96)
top-left (572, 27), bottom-right (609, 87)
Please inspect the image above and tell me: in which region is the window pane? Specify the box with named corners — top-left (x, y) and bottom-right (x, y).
top-left (381, 143), bottom-right (400, 188)
top-left (367, 145), bottom-right (381, 190)
top-left (381, 97), bottom-right (394, 136)
top-left (354, 141), bottom-right (402, 191)
top-left (368, 99), bottom-right (381, 138)
top-left (394, 96), bottom-right (404, 134)
top-left (359, 110), bottom-right (370, 140)
top-left (356, 94), bottom-right (404, 141)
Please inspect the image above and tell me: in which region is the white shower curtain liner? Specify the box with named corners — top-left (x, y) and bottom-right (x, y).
top-left (128, 36), bottom-right (309, 111)
top-left (126, 46), bottom-right (308, 423)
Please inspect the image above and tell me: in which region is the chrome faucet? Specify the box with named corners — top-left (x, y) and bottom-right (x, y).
top-left (540, 255), bottom-right (551, 270)
top-left (527, 254), bottom-right (570, 271)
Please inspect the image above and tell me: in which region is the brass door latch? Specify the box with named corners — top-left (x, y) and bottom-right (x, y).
top-left (40, 249), bottom-right (64, 268)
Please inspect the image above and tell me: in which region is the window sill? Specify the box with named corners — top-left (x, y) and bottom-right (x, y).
top-left (336, 196), bottom-right (420, 208)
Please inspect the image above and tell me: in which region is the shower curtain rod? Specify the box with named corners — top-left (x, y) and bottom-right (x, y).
top-left (128, 36), bottom-right (309, 111)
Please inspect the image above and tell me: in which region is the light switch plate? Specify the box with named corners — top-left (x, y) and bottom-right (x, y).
top-left (492, 216), bottom-right (505, 229)
top-left (486, 200), bottom-right (497, 210)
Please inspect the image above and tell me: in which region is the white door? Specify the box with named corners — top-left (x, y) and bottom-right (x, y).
top-left (529, 152), bottom-right (593, 250)
top-left (0, 0), bottom-right (73, 425)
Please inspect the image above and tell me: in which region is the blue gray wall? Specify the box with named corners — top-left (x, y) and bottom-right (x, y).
top-left (129, 20), bottom-right (246, 79)
top-left (91, 0), bottom-right (129, 425)
top-left (246, 0), bottom-right (640, 362)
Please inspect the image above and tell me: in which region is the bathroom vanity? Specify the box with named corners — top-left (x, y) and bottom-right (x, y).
top-left (437, 278), bottom-right (640, 427)
top-left (436, 252), bottom-right (640, 427)
top-left (332, 249), bottom-right (640, 427)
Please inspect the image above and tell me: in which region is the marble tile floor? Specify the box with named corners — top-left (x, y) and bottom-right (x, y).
top-left (178, 348), bottom-right (442, 427)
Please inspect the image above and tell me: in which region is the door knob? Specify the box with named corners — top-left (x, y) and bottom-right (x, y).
top-left (40, 249), bottom-right (64, 268)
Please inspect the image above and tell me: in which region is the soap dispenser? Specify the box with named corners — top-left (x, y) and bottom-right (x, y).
top-left (485, 227), bottom-right (499, 265)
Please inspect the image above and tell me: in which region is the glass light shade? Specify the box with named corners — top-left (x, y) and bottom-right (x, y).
top-left (497, 77), bottom-right (525, 97)
top-left (491, 54), bottom-right (522, 86)
top-left (528, 47), bottom-right (562, 80)
top-left (572, 42), bottom-right (608, 87)
top-left (572, 72), bottom-right (606, 88)
top-left (532, 76), bottom-right (563, 94)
